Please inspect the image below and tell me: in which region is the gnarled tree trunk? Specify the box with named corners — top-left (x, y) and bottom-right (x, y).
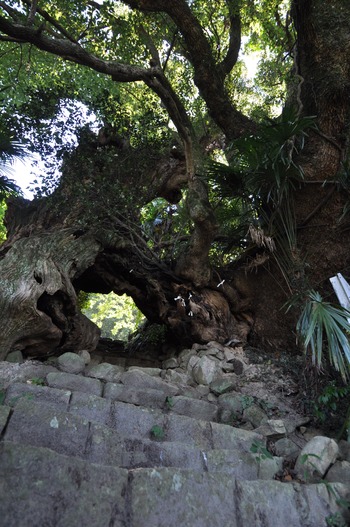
top-left (0, 143), bottom-right (251, 360)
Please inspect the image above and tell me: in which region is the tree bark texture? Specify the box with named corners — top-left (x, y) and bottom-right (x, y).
top-left (0, 144), bottom-right (251, 360)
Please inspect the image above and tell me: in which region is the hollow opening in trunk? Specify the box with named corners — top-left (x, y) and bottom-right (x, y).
top-left (81, 291), bottom-right (145, 342)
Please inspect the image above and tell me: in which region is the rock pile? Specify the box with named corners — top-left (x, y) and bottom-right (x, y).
top-left (0, 341), bottom-right (349, 526)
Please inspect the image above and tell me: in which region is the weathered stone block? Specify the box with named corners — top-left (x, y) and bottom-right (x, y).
top-left (110, 401), bottom-right (167, 440)
top-left (162, 358), bottom-right (178, 369)
top-left (274, 437), bottom-right (301, 460)
top-left (85, 362), bottom-right (124, 382)
top-left (211, 421), bottom-right (263, 452)
top-left (0, 361), bottom-right (58, 390)
top-left (236, 479), bottom-right (336, 527)
top-left (165, 412), bottom-right (212, 449)
top-left (4, 398), bottom-right (89, 457)
top-left (46, 371), bottom-right (102, 396)
top-left (5, 350), bottom-right (24, 363)
top-left (5, 382), bottom-right (70, 411)
top-left (87, 423), bottom-right (204, 470)
top-left (0, 405), bottom-right (11, 434)
top-left (168, 395), bottom-right (218, 422)
top-left (69, 391), bottom-right (112, 424)
top-left (243, 403), bottom-right (268, 428)
top-left (178, 349), bottom-right (197, 369)
top-left (0, 441), bottom-right (128, 527)
top-left (120, 370), bottom-right (179, 395)
top-left (217, 391), bottom-right (243, 415)
top-left (205, 448), bottom-right (259, 480)
top-left (112, 386), bottom-right (167, 410)
top-left (254, 419), bottom-right (286, 439)
top-left (257, 456), bottom-right (283, 480)
top-left (130, 468), bottom-right (238, 527)
top-left (103, 382), bottom-right (125, 400)
top-left (162, 369), bottom-right (190, 385)
top-left (211, 378), bottom-right (238, 396)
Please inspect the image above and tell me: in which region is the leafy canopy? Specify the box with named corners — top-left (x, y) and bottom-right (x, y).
top-left (0, 0), bottom-right (292, 190)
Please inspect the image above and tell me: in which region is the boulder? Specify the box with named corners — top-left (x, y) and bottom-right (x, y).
top-left (243, 404), bottom-right (268, 428)
top-left (274, 438), bottom-right (301, 460)
top-left (295, 436), bottom-right (339, 482)
top-left (162, 358), bottom-right (179, 369)
top-left (57, 352), bottom-right (85, 374)
top-left (5, 350), bottom-right (24, 363)
top-left (192, 356), bottom-right (220, 386)
top-left (338, 440), bottom-right (350, 462)
top-left (86, 362), bottom-right (124, 382)
top-left (210, 376), bottom-right (238, 395)
top-left (254, 419), bottom-right (286, 439)
top-left (78, 350), bottom-right (91, 365)
top-left (325, 460), bottom-right (350, 485)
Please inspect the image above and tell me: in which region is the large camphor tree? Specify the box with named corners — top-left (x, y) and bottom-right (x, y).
top-left (0, 0), bottom-right (350, 363)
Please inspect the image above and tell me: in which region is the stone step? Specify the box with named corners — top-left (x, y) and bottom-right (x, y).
top-left (0, 441), bottom-right (347, 527)
top-left (4, 382), bottom-right (262, 450)
top-left (5, 377), bottom-right (218, 423)
top-left (3, 397), bottom-right (276, 477)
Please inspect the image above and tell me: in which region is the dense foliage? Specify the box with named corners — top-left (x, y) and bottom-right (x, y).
top-left (83, 292), bottom-right (144, 341)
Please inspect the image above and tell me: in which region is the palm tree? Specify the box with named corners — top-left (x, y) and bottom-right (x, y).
top-left (0, 130), bottom-right (25, 197)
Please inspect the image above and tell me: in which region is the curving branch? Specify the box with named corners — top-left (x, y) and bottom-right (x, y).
top-left (122, 0), bottom-right (254, 140)
top-left (21, 0), bottom-right (79, 43)
top-left (0, 15), bottom-right (151, 81)
top-left (219, 1), bottom-right (241, 76)
top-left (26, 0), bottom-right (37, 26)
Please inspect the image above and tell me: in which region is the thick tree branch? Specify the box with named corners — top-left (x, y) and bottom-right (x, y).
top-left (123, 0), bottom-right (254, 139)
top-left (26, 0), bottom-right (37, 26)
top-left (219, 1), bottom-right (241, 76)
top-left (0, 15), bottom-right (151, 81)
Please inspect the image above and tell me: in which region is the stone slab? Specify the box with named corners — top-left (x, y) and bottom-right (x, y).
top-left (236, 479), bottom-right (346, 527)
top-left (0, 361), bottom-right (58, 390)
top-left (69, 391), bottom-right (112, 424)
top-left (165, 412), bottom-right (212, 449)
top-left (110, 401), bottom-right (167, 439)
top-left (0, 441), bottom-right (128, 527)
top-left (85, 362), bottom-right (124, 382)
top-left (87, 423), bottom-right (204, 470)
top-left (46, 371), bottom-right (102, 396)
top-left (205, 448), bottom-right (259, 480)
top-left (0, 405), bottom-right (11, 434)
top-left (103, 381), bottom-right (125, 400)
top-left (5, 382), bottom-right (71, 411)
top-left (120, 370), bottom-right (179, 396)
top-left (105, 384), bottom-right (167, 409)
top-left (168, 395), bottom-right (218, 422)
top-left (130, 468), bottom-right (238, 527)
top-left (4, 398), bottom-right (89, 457)
top-left (210, 421), bottom-right (263, 452)
top-left (128, 366), bottom-right (161, 377)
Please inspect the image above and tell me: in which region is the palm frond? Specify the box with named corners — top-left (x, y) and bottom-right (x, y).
top-left (0, 131), bottom-right (26, 197)
top-left (297, 290), bottom-right (350, 382)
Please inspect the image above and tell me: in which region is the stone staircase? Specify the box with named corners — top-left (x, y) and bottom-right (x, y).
top-left (0, 346), bottom-right (349, 526)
